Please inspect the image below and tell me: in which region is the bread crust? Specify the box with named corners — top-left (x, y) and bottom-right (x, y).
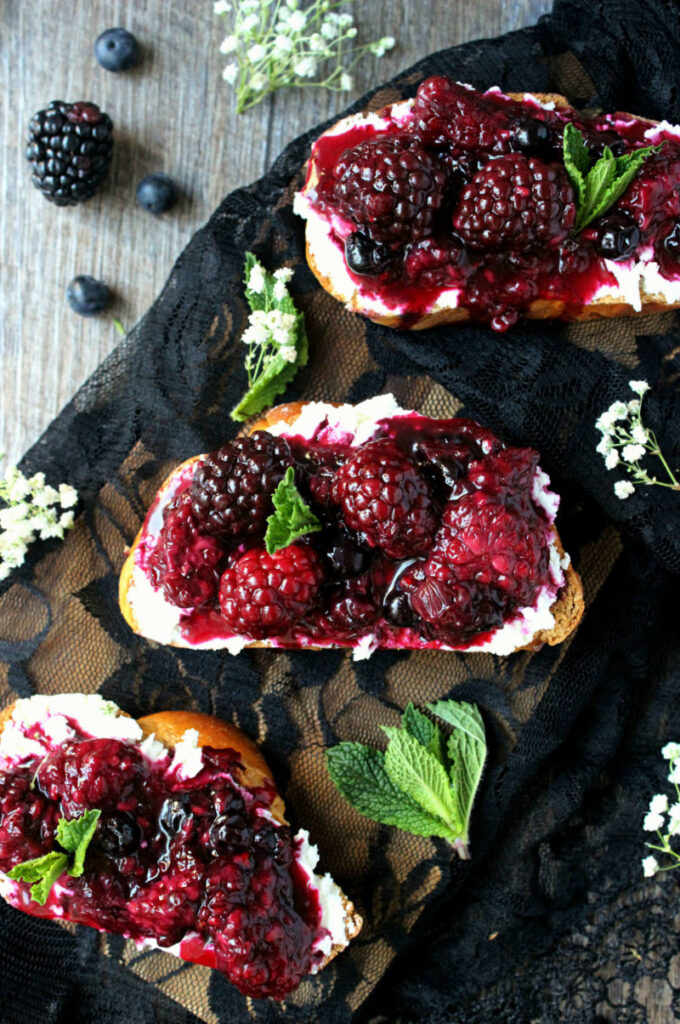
top-left (0, 700), bottom-right (362, 970)
top-left (300, 92), bottom-right (677, 329)
top-left (120, 401), bottom-right (584, 654)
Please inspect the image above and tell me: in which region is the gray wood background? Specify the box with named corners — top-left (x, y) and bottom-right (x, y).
top-left (1, 0), bottom-right (551, 464)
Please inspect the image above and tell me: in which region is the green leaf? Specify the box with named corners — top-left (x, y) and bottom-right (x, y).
top-left (57, 809), bottom-right (101, 877)
top-left (562, 122), bottom-right (589, 208)
top-left (577, 150), bottom-right (617, 229)
top-left (427, 700), bottom-right (487, 845)
top-left (383, 727), bottom-right (461, 833)
top-left (7, 851), bottom-right (69, 906)
top-left (326, 742), bottom-right (457, 839)
top-left (264, 466), bottom-right (321, 554)
top-left (402, 702), bottom-right (445, 763)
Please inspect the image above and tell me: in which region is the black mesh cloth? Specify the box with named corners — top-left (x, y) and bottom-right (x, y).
top-left (1, 1), bottom-right (680, 1021)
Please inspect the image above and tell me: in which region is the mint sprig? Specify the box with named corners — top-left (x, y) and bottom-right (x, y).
top-left (326, 700), bottom-right (487, 858)
top-left (264, 467), bottom-right (321, 554)
top-left (563, 122), bottom-right (663, 232)
top-left (7, 808), bottom-right (101, 905)
top-left (231, 253), bottom-right (308, 423)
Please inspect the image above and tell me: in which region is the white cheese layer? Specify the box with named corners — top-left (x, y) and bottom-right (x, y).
top-left (128, 395), bottom-right (567, 657)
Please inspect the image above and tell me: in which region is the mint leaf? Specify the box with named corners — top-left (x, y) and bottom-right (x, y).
top-left (326, 742), bottom-right (457, 839)
top-left (382, 727), bottom-right (461, 833)
top-left (562, 122), bottom-right (589, 209)
top-left (232, 254), bottom-right (308, 422)
top-left (428, 700), bottom-right (487, 848)
top-left (57, 809), bottom-right (101, 877)
top-left (402, 702), bottom-right (445, 763)
top-left (264, 466), bottom-right (321, 553)
top-left (8, 851), bottom-right (69, 906)
top-left (563, 122), bottom-right (664, 232)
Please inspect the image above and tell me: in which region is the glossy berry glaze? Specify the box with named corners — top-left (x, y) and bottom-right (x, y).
top-left (0, 715), bottom-right (327, 999)
top-left (132, 402), bottom-right (566, 655)
top-left (298, 78), bottom-right (680, 331)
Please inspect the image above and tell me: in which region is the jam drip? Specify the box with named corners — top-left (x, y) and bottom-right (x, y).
top-left (147, 413), bottom-right (558, 651)
top-left (0, 732), bottom-right (324, 999)
top-left (304, 77), bottom-right (680, 330)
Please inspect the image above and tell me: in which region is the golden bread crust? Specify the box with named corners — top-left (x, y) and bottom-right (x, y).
top-left (301, 92), bottom-right (676, 329)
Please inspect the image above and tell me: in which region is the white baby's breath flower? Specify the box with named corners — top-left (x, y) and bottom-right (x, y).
top-left (273, 33), bottom-right (294, 53)
top-left (294, 56), bottom-right (317, 78)
top-left (248, 262), bottom-right (266, 294)
top-left (607, 401), bottom-right (629, 422)
top-left (614, 480), bottom-right (635, 499)
top-left (339, 71), bottom-right (354, 91)
top-left (662, 742), bottom-right (680, 761)
top-left (273, 267), bottom-right (293, 283)
top-left (247, 43), bottom-right (266, 62)
top-left (32, 485), bottom-right (60, 508)
top-left (250, 72), bottom-right (267, 91)
top-left (629, 380), bottom-right (650, 396)
top-left (220, 35), bottom-right (238, 54)
top-left (668, 803), bottom-right (680, 834)
top-left (650, 794), bottom-right (669, 814)
top-left (642, 855), bottom-right (659, 877)
top-left (631, 423), bottom-right (649, 445)
top-left (279, 345), bottom-right (298, 363)
top-left (28, 472), bottom-right (45, 490)
top-left (596, 435), bottom-right (613, 455)
top-left (622, 443), bottom-right (646, 463)
top-left (6, 472), bottom-right (30, 502)
top-left (320, 18), bottom-right (339, 40)
top-left (222, 63), bottom-right (239, 84)
top-left (273, 280), bottom-right (288, 302)
top-left (241, 13), bottom-right (260, 33)
top-left (669, 763), bottom-right (680, 785)
top-left (369, 35), bottom-right (395, 57)
top-left (0, 503), bottom-right (30, 528)
top-left (213, 0), bottom-right (231, 13)
top-left (644, 810), bottom-right (665, 832)
top-left (59, 511), bottom-right (75, 531)
top-left (59, 484), bottom-right (77, 509)
top-left (628, 399), bottom-right (641, 414)
top-left (605, 449), bottom-right (619, 470)
top-left (287, 9), bottom-right (307, 31)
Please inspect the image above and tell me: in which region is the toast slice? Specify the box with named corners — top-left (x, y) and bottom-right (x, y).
top-left (294, 82), bottom-right (680, 330)
top-left (120, 397), bottom-right (584, 656)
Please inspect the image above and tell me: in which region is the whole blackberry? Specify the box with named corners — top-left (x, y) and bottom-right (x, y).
top-left (453, 154), bottom-right (576, 251)
top-left (332, 136), bottom-right (449, 246)
top-left (331, 438), bottom-right (438, 560)
top-left (148, 491), bottom-right (225, 608)
top-left (190, 432), bottom-right (293, 541)
top-left (218, 544), bottom-right (324, 639)
top-left (26, 101), bottom-right (114, 206)
top-left (410, 76), bottom-right (513, 154)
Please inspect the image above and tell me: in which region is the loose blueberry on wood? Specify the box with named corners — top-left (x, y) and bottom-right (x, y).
top-left (66, 275), bottom-right (110, 316)
top-left (136, 174), bottom-right (178, 214)
top-left (94, 28), bottom-right (140, 72)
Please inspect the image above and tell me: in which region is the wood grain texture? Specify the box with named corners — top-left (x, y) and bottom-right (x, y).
top-left (0, 0), bottom-right (550, 464)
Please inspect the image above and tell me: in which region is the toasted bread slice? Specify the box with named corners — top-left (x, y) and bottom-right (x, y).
top-left (120, 400), bottom-right (584, 655)
top-left (0, 697), bottom-right (361, 979)
top-left (297, 90), bottom-right (679, 329)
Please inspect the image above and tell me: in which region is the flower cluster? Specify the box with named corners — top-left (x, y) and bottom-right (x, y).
top-left (214, 0), bottom-right (395, 112)
top-left (595, 380), bottom-right (679, 499)
top-left (231, 252), bottom-right (308, 422)
top-left (642, 743), bottom-right (680, 878)
top-left (0, 462), bottom-right (78, 580)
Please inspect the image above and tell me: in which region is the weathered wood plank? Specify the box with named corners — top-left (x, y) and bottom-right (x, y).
top-left (0, 0), bottom-right (551, 464)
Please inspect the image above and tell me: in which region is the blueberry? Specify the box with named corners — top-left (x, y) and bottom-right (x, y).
top-left (94, 28), bottom-right (139, 72)
top-left (66, 275), bottom-right (110, 316)
top-left (509, 119), bottom-right (553, 156)
top-left (383, 590), bottom-right (414, 627)
top-left (596, 214), bottom-right (641, 261)
top-left (97, 811), bottom-right (141, 856)
top-left (136, 173), bottom-right (178, 214)
top-left (663, 221), bottom-right (680, 258)
top-left (344, 232), bottom-right (393, 276)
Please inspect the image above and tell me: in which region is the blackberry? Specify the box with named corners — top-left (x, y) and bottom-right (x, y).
top-left (148, 491), bottom-right (225, 608)
top-left (410, 76), bottom-right (513, 154)
top-left (332, 135), bottom-right (449, 246)
top-left (331, 438), bottom-right (438, 560)
top-left (94, 28), bottom-right (140, 72)
top-left (190, 432), bottom-right (293, 541)
top-left (26, 100), bottom-right (114, 206)
top-left (453, 154), bottom-right (576, 251)
top-left (218, 544), bottom-right (324, 639)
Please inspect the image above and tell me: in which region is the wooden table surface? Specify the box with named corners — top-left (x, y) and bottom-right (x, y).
top-left (1, 0), bottom-right (551, 464)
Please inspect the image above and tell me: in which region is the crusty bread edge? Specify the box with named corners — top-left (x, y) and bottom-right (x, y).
top-left (0, 701), bottom-right (362, 970)
top-left (301, 92), bottom-right (678, 330)
top-left (120, 401), bottom-right (584, 653)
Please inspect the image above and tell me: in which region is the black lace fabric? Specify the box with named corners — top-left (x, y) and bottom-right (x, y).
top-left (1, 1), bottom-right (680, 1022)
